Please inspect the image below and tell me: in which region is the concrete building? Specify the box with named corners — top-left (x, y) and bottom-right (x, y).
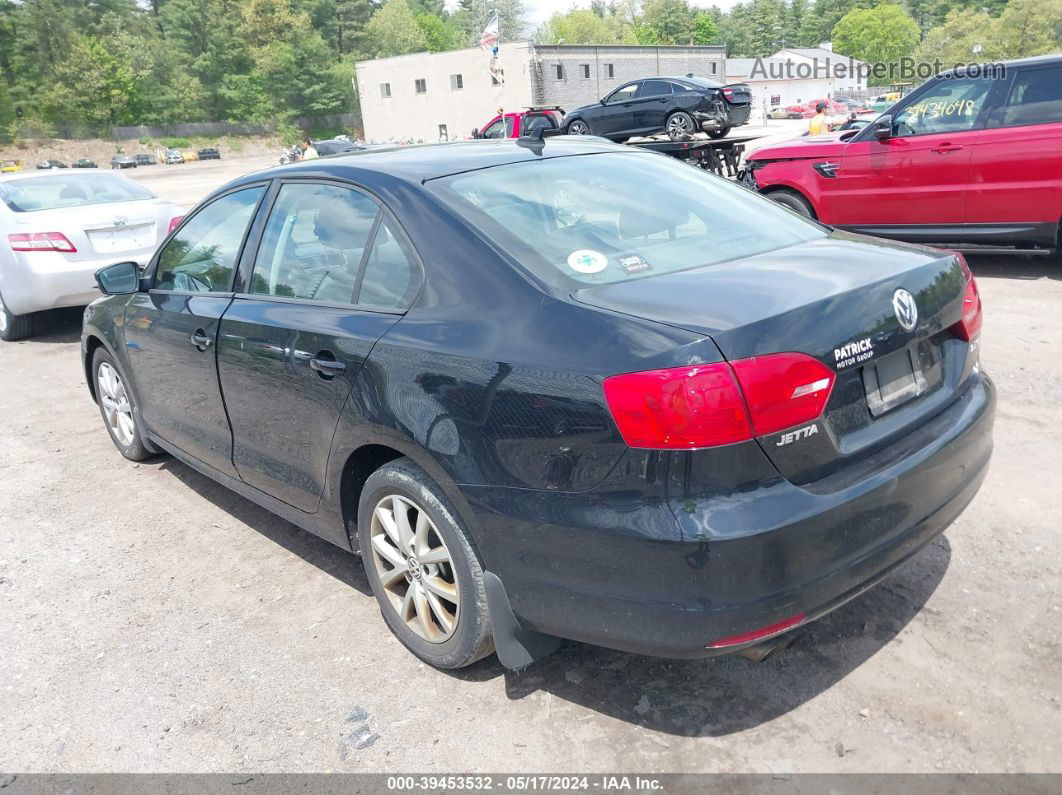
top-left (356, 42), bottom-right (725, 142)
top-left (726, 44), bottom-right (868, 119)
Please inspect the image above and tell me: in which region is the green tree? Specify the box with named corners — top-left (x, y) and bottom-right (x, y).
top-left (912, 7), bottom-right (1004, 64)
top-left (416, 12), bottom-right (461, 50)
top-left (537, 8), bottom-right (635, 44)
top-left (364, 0), bottom-right (428, 56)
top-left (832, 3), bottom-right (920, 65)
top-left (641, 0), bottom-right (695, 44)
top-left (997, 0), bottom-right (1062, 56)
top-left (693, 12), bottom-right (720, 43)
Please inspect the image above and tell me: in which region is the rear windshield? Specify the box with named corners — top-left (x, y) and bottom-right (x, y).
top-left (429, 152), bottom-right (824, 287)
top-left (0, 174), bottom-right (154, 212)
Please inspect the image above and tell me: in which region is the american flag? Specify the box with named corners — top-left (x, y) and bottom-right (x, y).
top-left (479, 15), bottom-right (499, 50)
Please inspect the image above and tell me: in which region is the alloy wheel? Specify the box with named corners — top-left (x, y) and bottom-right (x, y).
top-left (369, 494), bottom-right (460, 643)
top-left (567, 120), bottom-right (590, 135)
top-left (666, 113), bottom-right (693, 138)
top-left (97, 362), bottom-right (135, 446)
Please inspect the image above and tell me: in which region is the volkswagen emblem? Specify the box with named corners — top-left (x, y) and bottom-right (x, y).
top-left (892, 288), bottom-right (918, 331)
top-left (113, 216), bottom-right (128, 228)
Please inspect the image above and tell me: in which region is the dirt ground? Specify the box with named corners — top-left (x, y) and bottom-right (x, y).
top-left (0, 156), bottom-right (1060, 774)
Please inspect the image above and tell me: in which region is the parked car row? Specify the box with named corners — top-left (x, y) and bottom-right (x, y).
top-left (110, 148), bottom-right (222, 169)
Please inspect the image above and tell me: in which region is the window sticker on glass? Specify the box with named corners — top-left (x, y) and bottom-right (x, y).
top-left (567, 249), bottom-right (608, 274)
top-left (616, 254), bottom-right (652, 274)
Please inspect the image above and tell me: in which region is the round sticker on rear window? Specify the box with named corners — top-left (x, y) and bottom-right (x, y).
top-left (567, 249), bottom-right (608, 274)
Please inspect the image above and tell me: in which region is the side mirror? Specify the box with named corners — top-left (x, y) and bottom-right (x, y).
top-left (95, 261), bottom-right (141, 295)
top-left (873, 115), bottom-right (893, 141)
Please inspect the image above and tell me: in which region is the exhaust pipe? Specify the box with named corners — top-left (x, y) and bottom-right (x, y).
top-left (737, 632), bottom-right (798, 663)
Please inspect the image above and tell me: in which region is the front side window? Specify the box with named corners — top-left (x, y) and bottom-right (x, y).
top-left (891, 77), bottom-right (994, 136)
top-left (155, 186), bottom-right (264, 292)
top-left (0, 173), bottom-right (154, 213)
top-left (995, 66), bottom-right (1062, 126)
top-left (430, 153), bottom-right (823, 287)
top-left (248, 183), bottom-right (379, 303)
top-left (481, 118), bottom-right (505, 138)
top-left (607, 83), bottom-right (638, 103)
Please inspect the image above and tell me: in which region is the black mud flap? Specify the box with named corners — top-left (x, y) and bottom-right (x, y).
top-left (484, 571), bottom-right (562, 670)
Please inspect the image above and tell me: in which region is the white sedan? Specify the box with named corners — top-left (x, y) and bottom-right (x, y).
top-left (0, 171), bottom-right (182, 340)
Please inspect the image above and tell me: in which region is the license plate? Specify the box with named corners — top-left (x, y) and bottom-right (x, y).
top-left (87, 223), bottom-right (154, 254)
top-left (862, 348), bottom-right (930, 417)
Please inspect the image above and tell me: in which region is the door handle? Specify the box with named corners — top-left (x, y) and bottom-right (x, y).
top-left (190, 329), bottom-right (212, 351)
top-left (309, 356), bottom-right (346, 378)
top-left (933, 143), bottom-right (963, 153)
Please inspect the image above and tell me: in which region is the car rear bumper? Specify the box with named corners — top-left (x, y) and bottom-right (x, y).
top-left (1, 250), bottom-right (152, 315)
top-left (460, 372), bottom-right (995, 658)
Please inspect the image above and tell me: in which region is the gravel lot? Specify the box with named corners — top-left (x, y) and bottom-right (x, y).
top-left (0, 152), bottom-right (1060, 774)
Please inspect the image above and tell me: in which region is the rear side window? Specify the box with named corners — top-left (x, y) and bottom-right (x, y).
top-left (155, 186), bottom-right (264, 292)
top-left (249, 183), bottom-right (379, 302)
top-left (0, 173), bottom-right (154, 213)
top-left (996, 66), bottom-right (1062, 126)
top-left (356, 218), bottom-right (419, 309)
top-left (641, 80), bottom-right (673, 97)
top-left (430, 152), bottom-right (823, 288)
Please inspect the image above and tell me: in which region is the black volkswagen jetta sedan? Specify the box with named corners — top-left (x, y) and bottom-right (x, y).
top-left (82, 138), bottom-right (994, 670)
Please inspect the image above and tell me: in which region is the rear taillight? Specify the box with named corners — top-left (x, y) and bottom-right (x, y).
top-left (721, 87), bottom-right (735, 101)
top-left (952, 253), bottom-right (982, 342)
top-left (731, 353), bottom-right (836, 437)
top-left (8, 232), bottom-right (77, 253)
top-left (167, 216), bottom-right (185, 234)
top-left (602, 363), bottom-right (751, 449)
top-left (602, 352), bottom-right (835, 449)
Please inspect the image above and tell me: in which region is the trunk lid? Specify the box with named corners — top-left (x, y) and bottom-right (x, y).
top-left (10, 199), bottom-right (176, 261)
top-left (574, 234), bottom-right (975, 483)
top-left (722, 83), bottom-right (752, 105)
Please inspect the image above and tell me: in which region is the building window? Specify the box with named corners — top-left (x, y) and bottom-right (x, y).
top-left (450, 74), bottom-right (463, 90)
top-left (491, 70), bottom-right (505, 86)
top-left (581, 64), bottom-right (590, 79)
top-left (712, 62), bottom-right (717, 75)
top-left (554, 64), bottom-right (564, 80)
top-left (605, 63), bottom-right (614, 78)
top-left (438, 124), bottom-right (449, 141)
top-left (415, 78), bottom-right (427, 94)
top-left (379, 83), bottom-right (391, 98)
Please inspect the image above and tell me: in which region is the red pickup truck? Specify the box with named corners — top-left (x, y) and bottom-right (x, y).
top-left (742, 55), bottom-right (1062, 253)
top-left (472, 107), bottom-right (563, 139)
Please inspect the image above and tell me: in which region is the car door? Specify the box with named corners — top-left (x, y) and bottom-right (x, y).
top-left (965, 63), bottom-right (1062, 238)
top-left (633, 79), bottom-right (675, 134)
top-left (124, 184), bottom-right (266, 475)
top-left (832, 76), bottom-right (995, 227)
top-left (598, 82), bottom-right (640, 137)
top-left (216, 180), bottom-right (419, 512)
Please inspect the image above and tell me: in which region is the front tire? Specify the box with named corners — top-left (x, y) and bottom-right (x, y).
top-left (565, 119), bottom-right (591, 136)
top-left (766, 188), bottom-right (815, 218)
top-left (358, 458), bottom-right (493, 669)
top-left (0, 290), bottom-right (33, 341)
top-left (92, 347), bottom-right (154, 461)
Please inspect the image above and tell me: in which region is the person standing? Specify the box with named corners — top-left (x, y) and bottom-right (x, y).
top-left (808, 103), bottom-right (832, 135)
top-left (300, 137), bottom-right (319, 160)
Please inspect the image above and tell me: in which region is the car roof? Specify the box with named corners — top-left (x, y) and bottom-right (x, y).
top-left (235, 137), bottom-right (638, 184)
top-left (938, 53), bottom-right (1061, 76)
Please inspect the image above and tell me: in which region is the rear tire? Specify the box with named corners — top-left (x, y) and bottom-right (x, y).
top-left (666, 111), bottom-right (696, 140)
top-left (358, 458), bottom-right (494, 669)
top-left (92, 347), bottom-right (154, 461)
top-left (566, 119), bottom-right (591, 136)
top-left (0, 290), bottom-right (33, 341)
top-left (707, 126), bottom-right (731, 139)
top-left (766, 188), bottom-right (815, 218)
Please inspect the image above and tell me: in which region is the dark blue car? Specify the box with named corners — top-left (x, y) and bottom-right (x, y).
top-left (82, 138), bottom-right (994, 670)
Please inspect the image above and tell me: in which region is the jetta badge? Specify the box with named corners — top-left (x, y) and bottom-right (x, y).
top-left (892, 288), bottom-right (918, 331)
